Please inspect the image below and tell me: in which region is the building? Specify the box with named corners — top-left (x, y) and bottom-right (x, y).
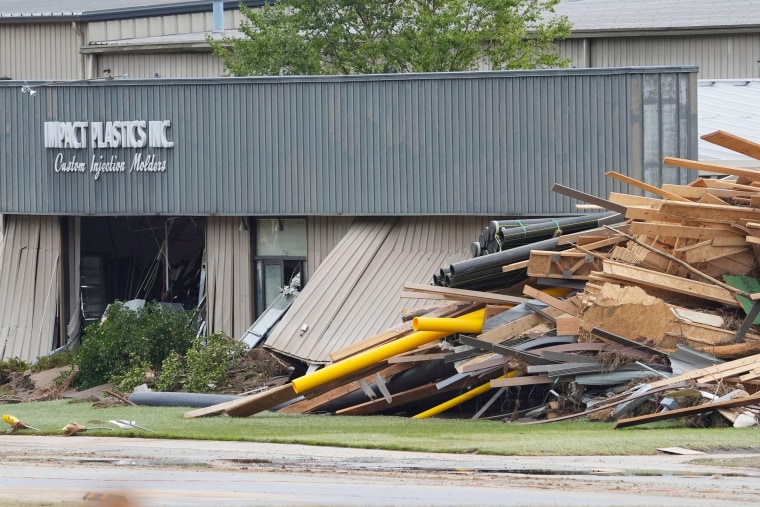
top-left (0, 67), bottom-right (696, 365)
top-left (555, 0), bottom-right (760, 80)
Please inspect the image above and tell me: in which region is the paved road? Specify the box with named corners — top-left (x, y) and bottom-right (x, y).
top-left (2, 436), bottom-right (760, 506)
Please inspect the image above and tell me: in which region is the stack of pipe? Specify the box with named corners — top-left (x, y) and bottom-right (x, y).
top-left (437, 212), bottom-right (623, 291)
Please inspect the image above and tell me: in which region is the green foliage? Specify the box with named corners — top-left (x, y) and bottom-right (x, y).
top-left (155, 352), bottom-right (184, 392)
top-left (209, 0), bottom-right (571, 76)
top-left (185, 333), bottom-right (246, 393)
top-left (73, 301), bottom-right (196, 390)
top-left (112, 360), bottom-right (153, 393)
top-left (32, 350), bottom-right (75, 373)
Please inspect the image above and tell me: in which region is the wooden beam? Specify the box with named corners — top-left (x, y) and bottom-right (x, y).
top-left (614, 392), bottom-right (760, 429)
top-left (658, 200), bottom-right (760, 224)
top-left (605, 171), bottom-right (690, 202)
top-left (402, 283), bottom-right (529, 305)
top-left (628, 222), bottom-right (741, 241)
top-left (387, 352), bottom-right (450, 363)
top-left (477, 307), bottom-right (565, 344)
top-left (701, 130), bottom-right (760, 160)
top-left (663, 156), bottom-right (760, 182)
top-left (601, 260), bottom-right (740, 307)
top-left (527, 250), bottom-right (603, 281)
top-left (522, 284), bottom-right (579, 316)
top-left (661, 183), bottom-right (760, 200)
top-left (502, 259), bottom-right (530, 273)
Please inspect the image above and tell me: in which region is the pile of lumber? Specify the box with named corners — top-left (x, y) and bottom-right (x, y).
top-left (187, 130), bottom-right (760, 427)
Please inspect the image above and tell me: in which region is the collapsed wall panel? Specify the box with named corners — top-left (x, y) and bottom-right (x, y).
top-left (0, 215), bottom-right (61, 362)
top-left (265, 216), bottom-right (484, 364)
top-left (206, 216), bottom-right (252, 340)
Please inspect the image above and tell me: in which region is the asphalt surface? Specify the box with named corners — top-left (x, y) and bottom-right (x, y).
top-left (2, 436), bottom-right (760, 506)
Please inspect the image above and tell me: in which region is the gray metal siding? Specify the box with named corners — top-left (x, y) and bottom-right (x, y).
top-left (0, 68), bottom-right (696, 216)
top-left (97, 53), bottom-right (226, 79)
top-left (561, 34), bottom-right (760, 80)
top-left (0, 23), bottom-right (82, 80)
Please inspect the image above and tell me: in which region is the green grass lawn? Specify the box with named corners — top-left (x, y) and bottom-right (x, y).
top-left (2, 399), bottom-right (758, 456)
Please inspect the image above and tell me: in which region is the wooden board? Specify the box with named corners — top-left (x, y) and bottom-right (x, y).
top-left (614, 391), bottom-right (760, 429)
top-left (659, 200), bottom-right (760, 224)
top-left (550, 183), bottom-right (627, 214)
top-left (701, 130), bottom-right (760, 160)
top-left (628, 222), bottom-right (742, 241)
top-left (522, 285), bottom-right (579, 316)
top-left (605, 171), bottom-right (690, 202)
top-left (477, 307), bottom-right (565, 344)
top-left (402, 283), bottom-right (529, 305)
top-left (224, 383), bottom-right (299, 417)
top-left (527, 250), bottom-right (603, 281)
top-left (601, 260), bottom-right (740, 307)
top-left (663, 156), bottom-right (760, 182)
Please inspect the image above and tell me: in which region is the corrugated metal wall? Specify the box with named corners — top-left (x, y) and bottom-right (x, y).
top-left (97, 53), bottom-right (226, 79)
top-left (307, 216), bottom-right (355, 275)
top-left (0, 23), bottom-right (82, 80)
top-left (560, 34), bottom-right (760, 79)
top-left (0, 216), bottom-right (61, 362)
top-left (267, 216), bottom-right (487, 364)
top-left (0, 68), bottom-right (696, 216)
top-left (87, 11), bottom-right (245, 41)
top-left (206, 216), bottom-right (251, 340)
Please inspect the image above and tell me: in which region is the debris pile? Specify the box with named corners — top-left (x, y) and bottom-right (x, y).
top-left (186, 130), bottom-right (760, 428)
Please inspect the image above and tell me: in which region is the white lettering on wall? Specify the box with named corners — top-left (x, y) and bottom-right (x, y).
top-left (45, 119), bottom-right (173, 180)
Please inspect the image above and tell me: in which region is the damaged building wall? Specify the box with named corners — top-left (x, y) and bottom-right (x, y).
top-left (206, 216), bottom-right (252, 340)
top-left (0, 215), bottom-right (61, 362)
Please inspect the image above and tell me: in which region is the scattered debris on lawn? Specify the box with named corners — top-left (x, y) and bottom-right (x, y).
top-left (184, 129), bottom-right (760, 429)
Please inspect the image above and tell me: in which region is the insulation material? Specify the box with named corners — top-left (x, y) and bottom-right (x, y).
top-left (206, 216), bottom-right (252, 340)
top-left (0, 215), bottom-right (61, 362)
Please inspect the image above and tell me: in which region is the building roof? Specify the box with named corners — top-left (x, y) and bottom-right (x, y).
top-left (0, 0), bottom-right (262, 21)
top-left (556, 0), bottom-right (760, 34)
top-left (698, 80), bottom-right (760, 162)
top-left (264, 216), bottom-right (485, 365)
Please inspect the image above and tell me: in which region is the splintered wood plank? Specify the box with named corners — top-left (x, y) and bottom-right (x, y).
top-left (402, 283), bottom-right (529, 305)
top-left (663, 156), bottom-right (760, 182)
top-left (647, 353), bottom-right (760, 390)
top-left (601, 260), bottom-right (740, 307)
top-left (675, 241), bottom-right (748, 264)
top-left (607, 192), bottom-right (663, 207)
top-left (555, 314), bottom-right (580, 336)
top-left (502, 260), bottom-right (530, 273)
top-left (522, 285), bottom-right (579, 316)
top-left (661, 184), bottom-right (760, 200)
top-left (628, 222), bottom-right (741, 241)
top-left (477, 307), bottom-right (565, 344)
top-left (605, 171), bottom-right (690, 202)
top-left (614, 392), bottom-right (760, 429)
top-left (701, 130), bottom-right (760, 160)
top-left (658, 200), bottom-right (760, 224)
top-left (527, 250), bottom-right (603, 280)
top-left (224, 383), bottom-right (299, 417)
top-left (625, 206), bottom-right (683, 223)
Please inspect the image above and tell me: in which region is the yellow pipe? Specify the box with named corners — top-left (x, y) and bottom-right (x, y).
top-left (412, 370), bottom-right (518, 419)
top-left (291, 308), bottom-right (486, 394)
top-left (412, 316), bottom-right (483, 333)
